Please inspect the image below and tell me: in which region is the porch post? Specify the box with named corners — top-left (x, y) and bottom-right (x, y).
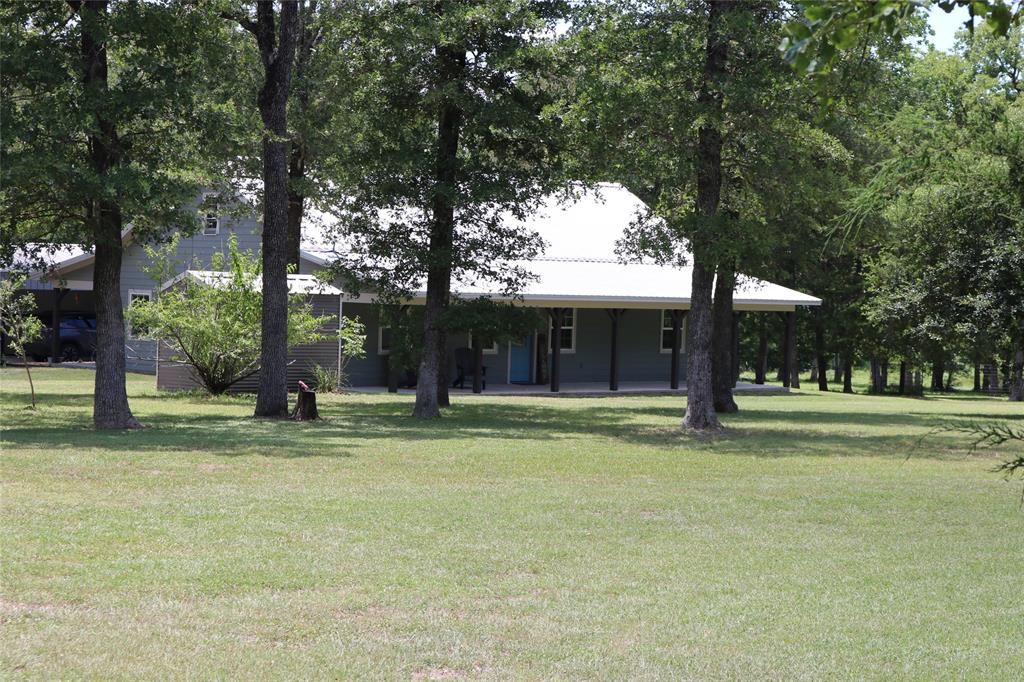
top-left (606, 309), bottom-right (625, 391)
top-left (778, 312), bottom-right (791, 388)
top-left (670, 310), bottom-right (685, 390)
top-left (472, 333), bottom-right (483, 394)
top-left (50, 288), bottom-right (67, 364)
top-left (549, 307), bottom-right (562, 393)
top-left (731, 312), bottom-right (742, 387)
top-left (785, 311), bottom-right (798, 389)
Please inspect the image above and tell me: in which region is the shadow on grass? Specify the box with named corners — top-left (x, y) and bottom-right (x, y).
top-left (3, 390), bottom-right (1013, 462)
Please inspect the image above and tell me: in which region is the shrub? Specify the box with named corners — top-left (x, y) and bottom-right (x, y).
top-left (0, 275), bottom-right (44, 408)
top-left (127, 236), bottom-right (340, 395)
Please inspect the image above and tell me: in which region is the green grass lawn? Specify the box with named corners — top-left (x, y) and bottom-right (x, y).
top-left (2, 368), bottom-right (1022, 679)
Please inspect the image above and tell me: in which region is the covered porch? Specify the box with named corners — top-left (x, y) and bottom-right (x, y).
top-left (355, 380), bottom-right (789, 397)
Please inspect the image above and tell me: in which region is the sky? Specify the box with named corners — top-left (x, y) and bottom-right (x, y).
top-left (927, 2), bottom-right (972, 52)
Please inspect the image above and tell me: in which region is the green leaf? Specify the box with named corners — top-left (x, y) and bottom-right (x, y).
top-left (803, 5), bottom-right (833, 23)
top-left (985, 4), bottom-right (1012, 35)
top-left (833, 26), bottom-right (859, 50)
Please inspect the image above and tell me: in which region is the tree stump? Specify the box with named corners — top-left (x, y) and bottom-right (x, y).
top-left (290, 381), bottom-right (319, 421)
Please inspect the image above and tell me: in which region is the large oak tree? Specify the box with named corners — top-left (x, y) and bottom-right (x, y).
top-left (1, 0), bottom-right (230, 428)
top-left (321, 0), bottom-right (567, 418)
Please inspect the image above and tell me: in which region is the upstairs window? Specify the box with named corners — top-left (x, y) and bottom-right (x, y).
top-left (202, 203), bottom-right (219, 235)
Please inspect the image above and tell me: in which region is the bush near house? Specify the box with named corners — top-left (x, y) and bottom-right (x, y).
top-left (126, 237), bottom-right (362, 395)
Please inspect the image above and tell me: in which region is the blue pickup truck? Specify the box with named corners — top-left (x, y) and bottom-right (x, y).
top-left (3, 315), bottom-right (98, 362)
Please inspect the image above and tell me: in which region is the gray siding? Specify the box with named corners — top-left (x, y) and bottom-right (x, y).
top-left (115, 200), bottom-right (264, 373)
top-left (158, 294), bottom-right (346, 392)
top-left (337, 301), bottom-right (390, 387)
top-left (550, 308), bottom-right (685, 384)
top-left (158, 299), bottom-right (688, 391)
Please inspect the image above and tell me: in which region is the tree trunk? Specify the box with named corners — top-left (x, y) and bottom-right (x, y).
top-left (387, 357), bottom-right (399, 393)
top-left (684, 262), bottom-right (719, 429)
top-left (930, 359), bottom-right (945, 392)
top-left (881, 359), bottom-right (889, 393)
top-left (413, 43), bottom-right (464, 417)
top-left (252, 1), bottom-right (300, 418)
top-left (973, 362), bottom-right (981, 392)
top-left (813, 316), bottom-right (827, 391)
top-left (437, 334), bottom-right (450, 407)
top-left (683, 0), bottom-right (731, 431)
top-left (286, 144), bottom-right (305, 270)
top-left (843, 357), bottom-right (853, 394)
top-left (22, 351), bottom-right (35, 409)
top-left (816, 353), bottom-right (828, 391)
top-left (833, 355), bottom-right (841, 383)
top-left (754, 319), bottom-right (767, 385)
top-left (1010, 346), bottom-right (1023, 402)
top-left (78, 0), bottom-right (140, 429)
top-left (289, 386), bottom-right (319, 420)
top-left (984, 362), bottom-right (999, 393)
top-left (92, 206), bottom-right (141, 428)
top-left (712, 266), bottom-right (737, 413)
top-left (898, 360), bottom-right (908, 395)
top-left (869, 359), bottom-right (880, 394)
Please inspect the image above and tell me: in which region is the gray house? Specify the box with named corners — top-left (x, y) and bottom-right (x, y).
top-left (31, 185), bottom-right (820, 393)
top-left (31, 196), bottom-right (266, 373)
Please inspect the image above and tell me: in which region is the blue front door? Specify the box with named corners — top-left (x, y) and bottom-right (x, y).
top-left (509, 334), bottom-right (533, 383)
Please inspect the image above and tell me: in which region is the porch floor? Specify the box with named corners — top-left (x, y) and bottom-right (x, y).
top-left (350, 381), bottom-right (788, 397)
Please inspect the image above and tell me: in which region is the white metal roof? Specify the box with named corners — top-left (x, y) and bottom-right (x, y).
top-left (20, 184), bottom-right (821, 309)
top-left (418, 258), bottom-right (820, 310)
top-left (161, 270), bottom-right (343, 296)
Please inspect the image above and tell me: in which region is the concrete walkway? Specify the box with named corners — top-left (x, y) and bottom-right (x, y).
top-left (351, 381), bottom-right (788, 398)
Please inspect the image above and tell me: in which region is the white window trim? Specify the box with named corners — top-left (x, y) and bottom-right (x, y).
top-left (660, 309), bottom-right (675, 354)
top-left (468, 333), bottom-right (499, 355)
top-left (554, 308), bottom-right (576, 354)
top-left (659, 310), bottom-right (686, 354)
top-left (377, 325), bottom-right (391, 355)
top-left (127, 289), bottom-right (153, 338)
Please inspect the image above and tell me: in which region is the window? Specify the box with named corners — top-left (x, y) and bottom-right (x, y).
top-left (660, 310), bottom-right (684, 353)
top-left (378, 325), bottom-right (392, 355)
top-left (468, 333), bottom-right (499, 355)
top-left (128, 290), bottom-right (153, 338)
top-left (552, 308), bottom-right (575, 353)
top-left (202, 202), bottom-right (219, 235)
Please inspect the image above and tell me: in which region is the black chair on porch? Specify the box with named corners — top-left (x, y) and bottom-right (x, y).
top-left (452, 347), bottom-right (486, 390)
